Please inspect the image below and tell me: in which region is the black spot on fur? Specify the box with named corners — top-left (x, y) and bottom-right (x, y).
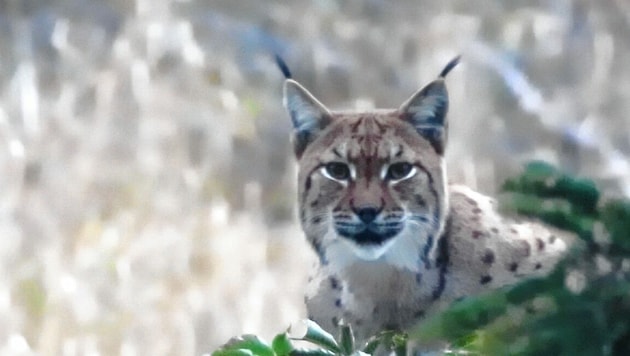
top-left (313, 216), bottom-right (322, 224)
top-left (509, 262), bottom-right (518, 272)
top-left (535, 263), bottom-right (542, 270)
top-left (536, 238), bottom-right (545, 251)
top-left (472, 230), bottom-right (483, 239)
top-left (415, 273), bottom-right (422, 284)
top-left (548, 235), bottom-right (557, 243)
top-left (305, 177), bottom-right (312, 192)
top-left (481, 249), bottom-right (495, 265)
top-left (518, 240), bottom-right (531, 257)
top-left (414, 194), bottom-right (427, 207)
top-left (332, 317), bottom-right (338, 326)
top-left (310, 199), bottom-right (319, 207)
top-left (335, 298), bottom-right (342, 307)
top-left (480, 275), bottom-right (492, 285)
top-left (472, 207), bottom-right (482, 214)
top-left (330, 277), bottom-right (341, 290)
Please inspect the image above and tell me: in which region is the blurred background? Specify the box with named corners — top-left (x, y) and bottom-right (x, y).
top-left (0, 0), bottom-right (629, 355)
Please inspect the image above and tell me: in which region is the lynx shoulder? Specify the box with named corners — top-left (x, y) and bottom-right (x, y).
top-left (281, 57), bottom-right (572, 341)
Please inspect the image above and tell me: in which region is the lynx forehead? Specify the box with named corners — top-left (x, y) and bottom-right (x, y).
top-left (281, 56), bottom-right (570, 342)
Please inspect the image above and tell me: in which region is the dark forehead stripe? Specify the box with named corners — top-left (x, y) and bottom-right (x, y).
top-left (332, 147), bottom-right (343, 159)
top-left (350, 116), bottom-right (365, 133)
top-left (351, 116), bottom-right (399, 159)
top-left (312, 111), bottom-right (438, 166)
top-left (373, 118), bottom-right (387, 134)
top-left (314, 112), bottom-right (408, 161)
top-left (349, 114), bottom-right (392, 135)
top-left (388, 121), bottom-right (440, 156)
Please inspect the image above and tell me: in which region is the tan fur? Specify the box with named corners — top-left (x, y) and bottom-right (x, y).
top-left (283, 65), bottom-right (572, 342)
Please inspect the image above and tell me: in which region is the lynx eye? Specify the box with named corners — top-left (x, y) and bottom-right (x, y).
top-left (386, 162), bottom-right (415, 181)
top-left (322, 162), bottom-right (351, 181)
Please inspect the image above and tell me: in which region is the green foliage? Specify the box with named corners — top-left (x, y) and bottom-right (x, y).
top-left (501, 161), bottom-right (599, 241)
top-left (212, 320), bottom-right (399, 356)
top-left (502, 161), bottom-right (600, 215)
top-left (411, 161), bottom-right (630, 355)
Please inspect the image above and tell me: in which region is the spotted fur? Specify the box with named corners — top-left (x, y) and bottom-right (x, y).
top-left (283, 58), bottom-right (572, 342)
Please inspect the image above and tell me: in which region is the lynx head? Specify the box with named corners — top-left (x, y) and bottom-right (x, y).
top-left (284, 57), bottom-right (459, 271)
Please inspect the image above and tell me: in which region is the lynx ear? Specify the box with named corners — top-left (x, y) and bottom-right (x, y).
top-left (399, 79), bottom-right (449, 155)
top-left (399, 56), bottom-right (460, 155)
top-left (283, 79), bottom-right (332, 158)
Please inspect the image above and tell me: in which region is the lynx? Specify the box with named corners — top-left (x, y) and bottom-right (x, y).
top-left (281, 57), bottom-right (571, 342)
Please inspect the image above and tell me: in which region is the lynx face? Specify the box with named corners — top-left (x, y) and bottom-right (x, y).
top-left (284, 61), bottom-right (457, 271)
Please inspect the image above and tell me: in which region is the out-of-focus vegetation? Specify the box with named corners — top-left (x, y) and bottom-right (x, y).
top-left (1, 0), bottom-right (629, 355)
top-left (411, 161), bottom-right (630, 355)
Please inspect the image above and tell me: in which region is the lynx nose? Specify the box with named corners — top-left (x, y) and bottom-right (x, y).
top-left (354, 207), bottom-right (381, 224)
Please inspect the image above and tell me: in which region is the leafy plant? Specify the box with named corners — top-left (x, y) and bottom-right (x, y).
top-left (212, 320), bottom-right (408, 356)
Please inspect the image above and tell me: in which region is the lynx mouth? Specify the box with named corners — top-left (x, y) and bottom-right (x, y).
top-left (335, 223), bottom-right (401, 246)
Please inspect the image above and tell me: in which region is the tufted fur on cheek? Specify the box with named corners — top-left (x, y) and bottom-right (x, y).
top-left (298, 170), bottom-right (346, 263)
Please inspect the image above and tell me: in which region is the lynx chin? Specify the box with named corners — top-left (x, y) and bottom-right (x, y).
top-left (281, 56), bottom-right (572, 341)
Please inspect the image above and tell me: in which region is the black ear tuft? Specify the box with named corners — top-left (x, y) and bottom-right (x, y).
top-left (439, 55), bottom-right (461, 78)
top-left (274, 54), bottom-right (293, 79)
